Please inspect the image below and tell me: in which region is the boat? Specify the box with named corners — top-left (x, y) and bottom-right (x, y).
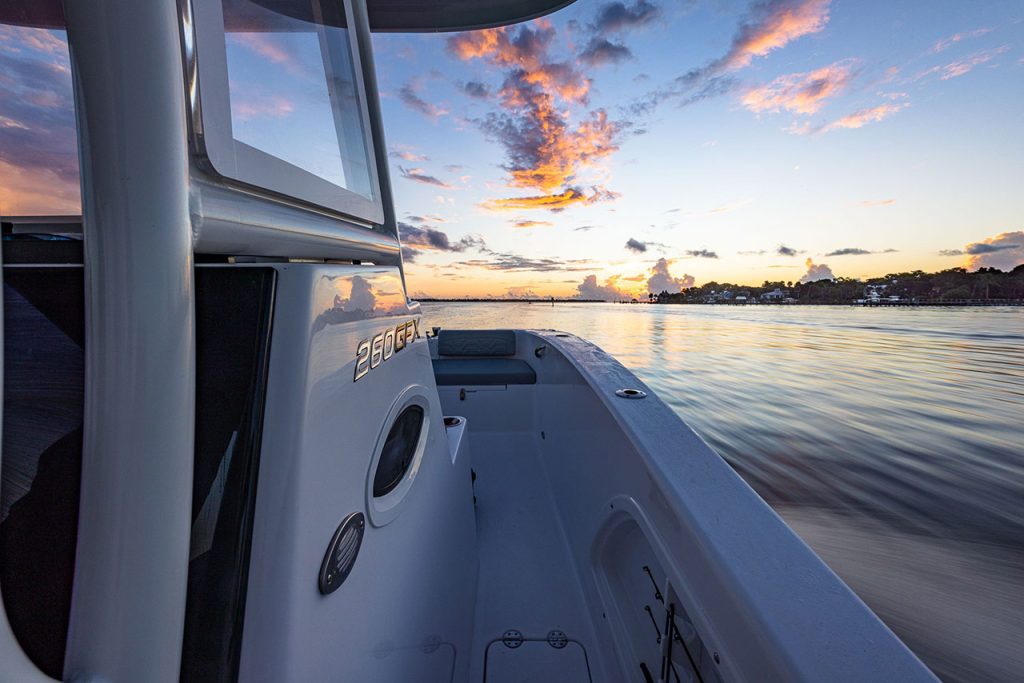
top-left (0, 1), bottom-right (937, 681)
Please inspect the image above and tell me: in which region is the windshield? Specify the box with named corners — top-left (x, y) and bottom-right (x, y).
top-left (0, 24), bottom-right (80, 217)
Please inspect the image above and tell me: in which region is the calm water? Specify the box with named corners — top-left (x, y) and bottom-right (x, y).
top-left (422, 302), bottom-right (1024, 682)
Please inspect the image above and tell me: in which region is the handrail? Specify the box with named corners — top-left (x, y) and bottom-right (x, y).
top-left (63, 2), bottom-right (195, 681)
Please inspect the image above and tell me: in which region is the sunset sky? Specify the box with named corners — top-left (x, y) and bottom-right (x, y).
top-left (372, 0), bottom-right (1024, 298)
top-left (2, 1), bottom-right (1022, 299)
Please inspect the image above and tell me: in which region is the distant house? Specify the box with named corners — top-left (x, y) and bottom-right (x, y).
top-left (735, 291), bottom-right (751, 303)
top-left (761, 288), bottom-right (786, 301)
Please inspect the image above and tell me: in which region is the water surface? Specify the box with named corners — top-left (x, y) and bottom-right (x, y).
top-left (422, 302), bottom-right (1024, 682)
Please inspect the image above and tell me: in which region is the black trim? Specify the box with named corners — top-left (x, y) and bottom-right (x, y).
top-left (181, 267), bottom-right (276, 682)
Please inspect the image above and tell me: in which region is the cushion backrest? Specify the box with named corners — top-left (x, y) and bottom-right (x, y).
top-left (437, 329), bottom-right (516, 357)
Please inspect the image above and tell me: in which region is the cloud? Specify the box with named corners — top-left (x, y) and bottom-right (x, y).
top-left (449, 22), bottom-right (623, 210)
top-left (505, 286), bottom-right (540, 298)
top-left (777, 244), bottom-right (801, 256)
top-left (629, 1), bottom-right (831, 115)
top-left (457, 254), bottom-right (594, 272)
top-left (648, 257), bottom-right (695, 293)
top-left (591, 0), bottom-right (662, 35)
top-left (943, 232), bottom-right (1024, 270)
top-left (821, 103), bottom-right (907, 132)
top-left (825, 247), bottom-right (897, 256)
top-left (741, 59), bottom-right (856, 115)
top-left (398, 222), bottom-right (486, 262)
top-left (481, 186), bottom-right (620, 212)
top-left (719, 0), bottom-right (831, 71)
top-left (799, 257), bottom-right (835, 282)
top-left (511, 219), bottom-right (554, 228)
top-left (233, 95), bottom-right (294, 121)
top-left (390, 147), bottom-right (429, 162)
top-left (579, 38), bottom-right (634, 66)
top-left (398, 80), bottom-right (448, 120)
top-left (682, 249), bottom-right (719, 259)
top-left (932, 28), bottom-right (993, 53)
top-left (0, 27), bottom-right (80, 214)
top-left (709, 198), bottom-right (753, 214)
top-left (405, 214), bottom-right (447, 223)
top-left (460, 81), bottom-right (491, 99)
top-left (574, 225), bottom-right (599, 232)
top-left (791, 102), bottom-right (908, 134)
top-left (231, 33), bottom-right (311, 78)
top-left (861, 198), bottom-right (896, 206)
top-left (398, 166), bottom-right (453, 188)
top-left (625, 238), bottom-right (648, 253)
top-left (576, 274), bottom-right (633, 300)
top-left (934, 46), bottom-right (1009, 80)
top-left (738, 249), bottom-right (768, 256)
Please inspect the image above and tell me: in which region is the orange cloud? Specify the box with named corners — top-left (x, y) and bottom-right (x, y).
top-left (742, 60), bottom-right (855, 114)
top-left (511, 219), bottom-right (554, 228)
top-left (449, 22), bottom-right (620, 211)
top-left (482, 187), bottom-right (619, 212)
top-left (722, 0), bottom-right (831, 71)
top-left (822, 103), bottom-right (907, 132)
top-left (501, 108), bottom-right (618, 194)
top-left (964, 231), bottom-right (1024, 271)
top-left (448, 22), bottom-right (590, 103)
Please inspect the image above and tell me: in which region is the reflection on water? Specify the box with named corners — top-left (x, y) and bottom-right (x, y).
top-left (422, 302), bottom-right (1024, 682)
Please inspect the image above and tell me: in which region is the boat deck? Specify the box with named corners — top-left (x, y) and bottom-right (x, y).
top-left (467, 431), bottom-right (601, 682)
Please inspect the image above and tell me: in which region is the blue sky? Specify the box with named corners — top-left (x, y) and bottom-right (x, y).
top-left (1, 1), bottom-right (1021, 299)
top-left (371, 0), bottom-right (1024, 298)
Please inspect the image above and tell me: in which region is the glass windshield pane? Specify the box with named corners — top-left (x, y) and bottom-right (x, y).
top-left (221, 0), bottom-right (374, 200)
top-left (0, 25), bottom-right (81, 217)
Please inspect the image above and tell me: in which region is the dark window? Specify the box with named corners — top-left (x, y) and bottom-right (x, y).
top-left (0, 263), bottom-right (84, 678)
top-left (373, 405), bottom-right (424, 497)
top-left (181, 267), bottom-right (276, 682)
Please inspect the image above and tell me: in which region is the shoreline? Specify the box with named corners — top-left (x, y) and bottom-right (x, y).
top-left (417, 299), bottom-right (1024, 307)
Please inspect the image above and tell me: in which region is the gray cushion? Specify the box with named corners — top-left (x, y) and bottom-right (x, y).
top-left (432, 358), bottom-right (536, 386)
top-left (437, 329), bottom-right (516, 357)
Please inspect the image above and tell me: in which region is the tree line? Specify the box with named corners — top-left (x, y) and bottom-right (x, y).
top-left (652, 265), bottom-right (1024, 304)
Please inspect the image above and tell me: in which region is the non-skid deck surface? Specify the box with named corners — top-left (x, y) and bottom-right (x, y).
top-left (468, 432), bottom-right (598, 682)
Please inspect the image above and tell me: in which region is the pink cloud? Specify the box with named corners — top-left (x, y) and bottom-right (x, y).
top-left (722, 0), bottom-right (832, 71)
top-left (931, 28), bottom-right (993, 53)
top-left (742, 59), bottom-right (856, 115)
top-left (233, 95), bottom-right (294, 121)
top-left (789, 102), bottom-right (908, 135)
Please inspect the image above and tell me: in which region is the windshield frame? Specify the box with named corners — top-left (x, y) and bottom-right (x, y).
top-left (190, 0), bottom-right (384, 225)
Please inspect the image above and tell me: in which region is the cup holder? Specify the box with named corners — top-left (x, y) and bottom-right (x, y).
top-left (443, 416), bottom-right (463, 428)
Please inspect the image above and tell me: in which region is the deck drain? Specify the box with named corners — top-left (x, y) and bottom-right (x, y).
top-left (615, 388), bottom-right (647, 399)
top-left (547, 630), bottom-right (568, 649)
top-left (502, 630), bottom-right (524, 649)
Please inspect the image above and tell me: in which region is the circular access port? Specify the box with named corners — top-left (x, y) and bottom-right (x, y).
top-left (615, 388), bottom-right (647, 399)
top-left (443, 416), bottom-right (463, 428)
top-left (373, 405), bottom-right (425, 497)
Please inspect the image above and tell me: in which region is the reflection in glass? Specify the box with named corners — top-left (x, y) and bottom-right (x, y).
top-left (0, 26), bottom-right (80, 216)
top-left (222, 0), bottom-right (374, 199)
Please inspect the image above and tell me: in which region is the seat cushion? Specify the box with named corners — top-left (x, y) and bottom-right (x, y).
top-left (432, 358), bottom-right (536, 386)
top-left (437, 329), bottom-right (516, 357)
